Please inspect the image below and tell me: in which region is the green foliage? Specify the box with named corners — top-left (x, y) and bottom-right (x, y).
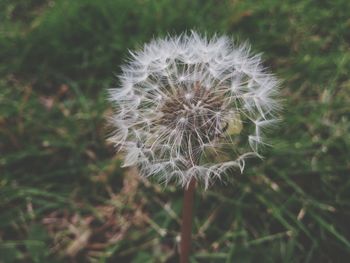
top-left (1, 0), bottom-right (349, 262)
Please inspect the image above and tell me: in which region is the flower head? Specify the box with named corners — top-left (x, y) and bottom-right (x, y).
top-left (109, 32), bottom-right (280, 188)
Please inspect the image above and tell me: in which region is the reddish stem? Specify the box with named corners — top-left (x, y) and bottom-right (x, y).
top-left (180, 178), bottom-right (196, 263)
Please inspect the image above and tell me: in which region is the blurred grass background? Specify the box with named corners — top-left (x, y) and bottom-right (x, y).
top-left (0, 0), bottom-right (350, 262)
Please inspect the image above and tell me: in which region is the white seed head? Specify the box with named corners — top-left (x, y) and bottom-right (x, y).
top-left (108, 31), bottom-right (280, 189)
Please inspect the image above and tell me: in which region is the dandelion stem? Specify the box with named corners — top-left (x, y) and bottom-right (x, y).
top-left (180, 177), bottom-right (196, 263)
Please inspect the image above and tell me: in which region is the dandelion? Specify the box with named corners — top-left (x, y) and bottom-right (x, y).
top-left (109, 31), bottom-right (280, 187)
top-left (108, 31), bottom-right (280, 262)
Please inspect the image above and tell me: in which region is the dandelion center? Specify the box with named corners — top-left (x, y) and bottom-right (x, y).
top-left (159, 82), bottom-right (228, 144)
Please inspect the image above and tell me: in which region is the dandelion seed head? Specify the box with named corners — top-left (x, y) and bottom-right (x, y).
top-left (108, 31), bottom-right (280, 188)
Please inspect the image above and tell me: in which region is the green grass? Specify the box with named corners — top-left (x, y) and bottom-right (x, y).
top-left (1, 0), bottom-right (350, 262)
